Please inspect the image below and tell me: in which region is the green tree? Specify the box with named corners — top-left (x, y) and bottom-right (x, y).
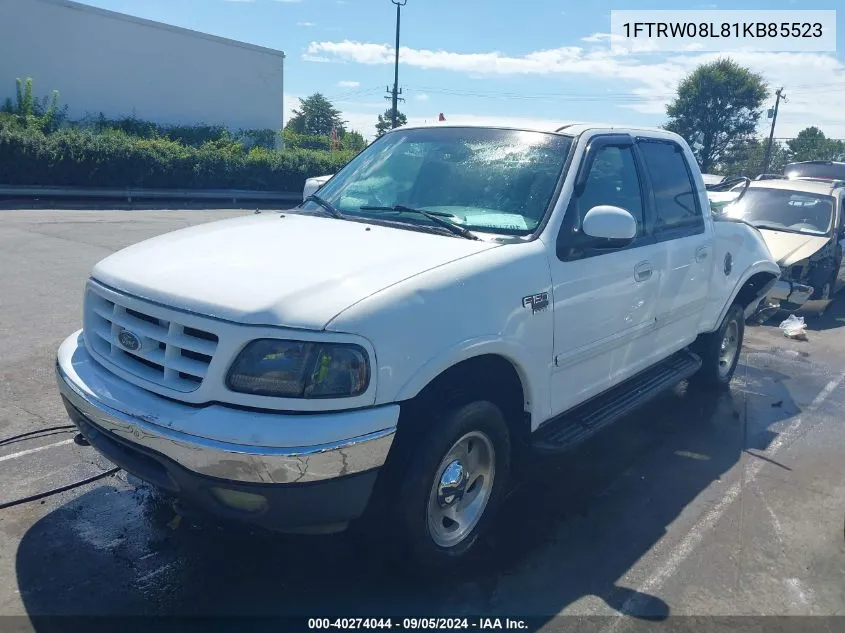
top-left (787, 127), bottom-right (845, 162)
top-left (341, 129), bottom-right (367, 152)
top-left (375, 108), bottom-right (407, 137)
top-left (285, 93), bottom-right (345, 137)
top-left (665, 58), bottom-right (768, 173)
top-left (719, 137), bottom-right (789, 178)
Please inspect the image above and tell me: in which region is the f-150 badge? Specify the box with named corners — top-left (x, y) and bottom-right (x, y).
top-left (522, 292), bottom-right (549, 313)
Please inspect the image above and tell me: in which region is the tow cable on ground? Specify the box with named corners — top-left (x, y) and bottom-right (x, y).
top-left (0, 426), bottom-right (121, 510)
top-left (0, 424), bottom-right (76, 446)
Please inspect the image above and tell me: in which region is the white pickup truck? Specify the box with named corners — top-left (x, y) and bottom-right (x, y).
top-left (56, 123), bottom-right (780, 571)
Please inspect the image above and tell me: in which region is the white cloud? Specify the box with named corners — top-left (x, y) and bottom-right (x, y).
top-left (297, 21), bottom-right (316, 27)
top-left (414, 93), bottom-right (430, 101)
top-left (305, 39), bottom-right (662, 75)
top-left (304, 39), bottom-right (845, 136)
top-left (337, 80), bottom-right (360, 88)
top-left (581, 33), bottom-right (609, 43)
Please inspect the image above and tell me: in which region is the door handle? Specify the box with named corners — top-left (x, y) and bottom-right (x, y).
top-left (634, 262), bottom-right (653, 282)
top-left (695, 246), bottom-right (709, 262)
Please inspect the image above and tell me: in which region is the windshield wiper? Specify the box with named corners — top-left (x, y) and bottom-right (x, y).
top-left (752, 222), bottom-right (797, 233)
top-left (358, 205), bottom-right (480, 241)
top-left (304, 194), bottom-right (344, 219)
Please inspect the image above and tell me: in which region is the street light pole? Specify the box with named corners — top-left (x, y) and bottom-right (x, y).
top-left (390, 0), bottom-right (406, 129)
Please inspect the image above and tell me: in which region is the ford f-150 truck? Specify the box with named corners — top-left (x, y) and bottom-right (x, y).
top-left (56, 123), bottom-right (780, 571)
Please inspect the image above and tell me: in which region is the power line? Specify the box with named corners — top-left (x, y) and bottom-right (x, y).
top-left (403, 80), bottom-right (845, 102)
top-left (773, 137), bottom-right (845, 141)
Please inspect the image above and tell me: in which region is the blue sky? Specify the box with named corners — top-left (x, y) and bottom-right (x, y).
top-left (81, 0), bottom-right (844, 139)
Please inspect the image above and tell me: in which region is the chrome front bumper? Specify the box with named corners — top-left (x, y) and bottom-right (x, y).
top-left (56, 332), bottom-right (397, 486)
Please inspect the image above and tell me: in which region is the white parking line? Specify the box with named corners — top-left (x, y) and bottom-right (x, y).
top-left (0, 438), bottom-right (74, 463)
top-left (604, 372), bottom-right (844, 626)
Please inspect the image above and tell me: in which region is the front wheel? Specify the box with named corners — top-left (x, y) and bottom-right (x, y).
top-left (689, 303), bottom-right (745, 389)
top-left (808, 271), bottom-right (837, 318)
top-left (812, 280), bottom-right (833, 301)
top-left (395, 400), bottom-right (510, 573)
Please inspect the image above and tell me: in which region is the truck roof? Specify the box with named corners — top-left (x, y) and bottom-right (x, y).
top-left (392, 121), bottom-right (683, 140)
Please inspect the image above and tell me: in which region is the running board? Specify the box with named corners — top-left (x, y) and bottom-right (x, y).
top-left (532, 350), bottom-right (702, 454)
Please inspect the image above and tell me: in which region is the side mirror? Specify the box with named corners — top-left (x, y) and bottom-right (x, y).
top-left (582, 205), bottom-right (637, 245)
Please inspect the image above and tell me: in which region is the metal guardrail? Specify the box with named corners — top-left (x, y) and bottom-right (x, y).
top-left (0, 185), bottom-right (301, 203)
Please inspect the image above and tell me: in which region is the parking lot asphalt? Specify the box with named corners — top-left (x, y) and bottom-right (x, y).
top-left (2, 209), bottom-right (845, 631)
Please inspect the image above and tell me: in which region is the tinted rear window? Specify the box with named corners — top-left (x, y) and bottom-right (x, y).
top-left (637, 140), bottom-right (703, 232)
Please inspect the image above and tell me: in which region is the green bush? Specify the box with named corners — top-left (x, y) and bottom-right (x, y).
top-left (80, 114), bottom-right (280, 150)
top-left (283, 129), bottom-right (367, 153)
top-left (284, 129), bottom-right (332, 151)
top-left (2, 78), bottom-right (68, 134)
top-left (0, 115), bottom-right (352, 192)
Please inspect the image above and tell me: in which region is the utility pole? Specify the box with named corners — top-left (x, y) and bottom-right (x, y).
top-left (762, 87), bottom-right (786, 174)
top-left (386, 0), bottom-right (407, 129)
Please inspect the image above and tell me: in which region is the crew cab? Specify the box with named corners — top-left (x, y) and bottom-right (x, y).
top-left (56, 123), bottom-right (780, 571)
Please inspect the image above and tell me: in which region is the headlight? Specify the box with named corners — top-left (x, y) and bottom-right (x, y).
top-left (226, 339), bottom-right (370, 398)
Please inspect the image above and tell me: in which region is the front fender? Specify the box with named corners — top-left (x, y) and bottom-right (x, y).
top-left (707, 260), bottom-right (781, 332)
top-left (393, 337), bottom-right (545, 421)
top-left (700, 218), bottom-right (780, 332)
top-left (325, 241), bottom-right (555, 428)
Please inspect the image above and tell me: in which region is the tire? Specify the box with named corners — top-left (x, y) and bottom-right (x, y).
top-left (811, 280), bottom-right (832, 301)
top-left (806, 270), bottom-right (837, 318)
top-left (689, 303), bottom-right (745, 390)
top-left (808, 270), bottom-right (837, 318)
top-left (809, 269), bottom-right (836, 301)
top-left (392, 400), bottom-right (511, 574)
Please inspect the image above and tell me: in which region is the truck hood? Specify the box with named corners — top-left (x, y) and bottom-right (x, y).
top-left (91, 212), bottom-right (498, 329)
top-left (757, 229), bottom-right (829, 266)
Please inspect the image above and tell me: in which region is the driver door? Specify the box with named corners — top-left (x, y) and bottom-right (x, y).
top-left (547, 135), bottom-right (665, 416)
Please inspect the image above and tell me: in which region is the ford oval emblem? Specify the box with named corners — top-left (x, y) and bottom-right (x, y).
top-left (117, 329), bottom-right (142, 352)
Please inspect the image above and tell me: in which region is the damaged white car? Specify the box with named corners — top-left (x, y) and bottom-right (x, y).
top-left (721, 179), bottom-right (845, 315)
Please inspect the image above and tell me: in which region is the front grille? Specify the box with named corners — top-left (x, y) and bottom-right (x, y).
top-left (83, 284), bottom-right (219, 393)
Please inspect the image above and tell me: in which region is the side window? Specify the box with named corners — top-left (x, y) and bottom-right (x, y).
top-left (637, 140), bottom-right (703, 234)
top-left (558, 144), bottom-right (645, 259)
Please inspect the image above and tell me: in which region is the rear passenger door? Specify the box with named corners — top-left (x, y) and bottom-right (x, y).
top-left (635, 137), bottom-right (713, 357)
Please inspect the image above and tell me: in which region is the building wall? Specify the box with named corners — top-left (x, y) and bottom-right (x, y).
top-left (0, 0), bottom-right (285, 132)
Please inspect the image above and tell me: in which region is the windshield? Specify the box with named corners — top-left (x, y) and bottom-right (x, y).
top-left (300, 127), bottom-right (573, 236)
top-left (724, 187), bottom-right (835, 235)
